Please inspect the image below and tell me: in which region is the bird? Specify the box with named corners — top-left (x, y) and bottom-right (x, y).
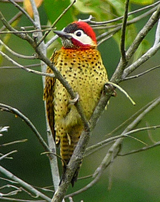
top-left (43, 21), bottom-right (108, 186)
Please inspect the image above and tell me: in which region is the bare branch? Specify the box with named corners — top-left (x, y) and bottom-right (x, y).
top-left (0, 11), bottom-right (22, 32)
top-left (0, 11), bottom-right (34, 44)
top-left (93, 96), bottom-right (160, 177)
top-left (8, 0), bottom-right (35, 25)
top-left (0, 28), bottom-right (52, 35)
top-left (37, 0), bottom-right (76, 46)
top-left (0, 63), bottom-right (40, 69)
top-left (123, 64), bottom-right (160, 81)
top-left (0, 197), bottom-right (46, 202)
top-left (66, 96), bottom-right (160, 198)
top-left (119, 141), bottom-right (160, 156)
top-left (154, 18), bottom-right (160, 46)
top-left (0, 150), bottom-right (17, 160)
top-left (0, 50), bottom-right (55, 77)
top-left (0, 126), bottom-right (9, 134)
top-left (45, 35), bottom-right (58, 49)
top-left (111, 5), bottom-right (160, 82)
top-left (0, 39), bottom-right (36, 59)
top-left (0, 103), bottom-right (50, 153)
top-left (0, 166), bottom-right (51, 201)
top-left (27, 0), bottom-right (62, 193)
top-left (1, 139), bottom-right (27, 147)
top-left (120, 0), bottom-right (129, 65)
top-left (0, 10), bottom-right (90, 132)
top-left (97, 6), bottom-right (158, 45)
top-left (122, 14), bottom-right (160, 79)
top-left (89, 1), bottom-right (160, 26)
top-left (0, 0), bottom-right (23, 2)
top-left (122, 43), bottom-right (160, 79)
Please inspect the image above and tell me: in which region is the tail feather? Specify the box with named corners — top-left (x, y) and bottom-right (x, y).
top-left (60, 162), bottom-right (81, 187)
top-left (71, 165), bottom-right (81, 186)
top-left (60, 125), bottom-right (83, 186)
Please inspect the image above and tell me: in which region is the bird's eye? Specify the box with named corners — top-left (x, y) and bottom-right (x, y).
top-left (75, 30), bottom-right (83, 37)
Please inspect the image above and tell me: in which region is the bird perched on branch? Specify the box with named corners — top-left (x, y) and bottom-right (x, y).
top-left (44, 21), bottom-right (108, 186)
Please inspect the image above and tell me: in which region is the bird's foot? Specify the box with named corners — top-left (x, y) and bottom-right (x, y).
top-left (104, 83), bottom-right (117, 97)
top-left (68, 93), bottom-right (79, 106)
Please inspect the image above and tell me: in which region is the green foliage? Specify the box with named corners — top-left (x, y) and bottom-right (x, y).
top-left (70, 0), bottom-right (151, 59)
top-left (73, 0), bottom-right (125, 20)
top-left (43, 0), bottom-right (74, 29)
top-left (130, 0), bottom-right (155, 4)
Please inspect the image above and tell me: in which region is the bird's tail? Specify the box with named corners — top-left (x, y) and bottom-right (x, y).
top-left (60, 125), bottom-right (83, 186)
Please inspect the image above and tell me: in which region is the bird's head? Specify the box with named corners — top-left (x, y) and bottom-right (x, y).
top-left (54, 21), bottom-right (97, 49)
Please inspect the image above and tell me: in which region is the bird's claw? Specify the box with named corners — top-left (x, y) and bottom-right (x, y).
top-left (69, 93), bottom-right (79, 106)
top-left (104, 83), bottom-right (117, 97)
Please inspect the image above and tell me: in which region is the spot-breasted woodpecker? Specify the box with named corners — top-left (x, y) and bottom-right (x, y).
top-left (43, 21), bottom-right (108, 186)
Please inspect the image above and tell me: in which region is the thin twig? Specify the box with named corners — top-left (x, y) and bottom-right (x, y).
top-left (37, 0), bottom-right (76, 46)
top-left (1, 139), bottom-right (27, 147)
top-left (0, 11), bottom-right (22, 32)
top-left (97, 6), bottom-right (158, 44)
top-left (0, 27), bottom-right (52, 35)
top-left (0, 103), bottom-right (50, 153)
top-left (0, 50), bottom-right (55, 77)
top-left (111, 5), bottom-right (160, 82)
top-left (0, 150), bottom-right (17, 160)
top-left (122, 43), bottom-right (160, 79)
top-left (0, 166), bottom-right (51, 201)
top-left (123, 64), bottom-right (160, 80)
top-left (0, 196), bottom-right (46, 202)
top-left (28, 0), bottom-right (62, 194)
top-left (0, 39), bottom-right (36, 59)
top-left (0, 63), bottom-right (40, 69)
top-left (66, 97), bottom-right (160, 198)
top-left (8, 0), bottom-right (35, 25)
top-left (0, 10), bottom-right (89, 132)
top-left (119, 141), bottom-right (160, 156)
top-left (120, 0), bottom-right (129, 65)
top-left (0, 11), bottom-right (34, 44)
top-left (122, 9), bottom-right (160, 79)
top-left (106, 97), bottom-right (159, 137)
top-left (89, 1), bottom-right (160, 26)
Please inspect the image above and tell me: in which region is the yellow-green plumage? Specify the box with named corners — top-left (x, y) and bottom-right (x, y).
top-left (43, 21), bottom-right (108, 185)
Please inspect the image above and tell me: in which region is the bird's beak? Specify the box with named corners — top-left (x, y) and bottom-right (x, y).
top-left (54, 30), bottom-right (72, 39)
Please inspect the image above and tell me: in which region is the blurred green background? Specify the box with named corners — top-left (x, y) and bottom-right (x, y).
top-left (0, 1), bottom-right (160, 202)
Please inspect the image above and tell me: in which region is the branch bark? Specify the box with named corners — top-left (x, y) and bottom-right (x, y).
top-left (0, 166), bottom-right (51, 201)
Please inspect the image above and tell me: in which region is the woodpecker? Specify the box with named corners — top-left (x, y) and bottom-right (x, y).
top-left (44, 21), bottom-right (108, 186)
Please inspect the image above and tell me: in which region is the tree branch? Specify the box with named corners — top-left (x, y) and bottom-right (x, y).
top-left (122, 16), bottom-right (160, 79)
top-left (0, 103), bottom-right (50, 153)
top-left (8, 0), bottom-right (35, 25)
top-left (29, 0), bottom-right (61, 192)
top-left (66, 96), bottom-right (160, 198)
top-left (0, 166), bottom-right (51, 201)
top-left (111, 5), bottom-right (160, 82)
top-left (37, 0), bottom-right (77, 47)
top-left (123, 64), bottom-right (160, 80)
top-left (51, 86), bottom-right (114, 202)
top-left (89, 1), bottom-right (160, 26)
top-left (97, 5), bottom-right (158, 45)
top-left (120, 0), bottom-right (129, 65)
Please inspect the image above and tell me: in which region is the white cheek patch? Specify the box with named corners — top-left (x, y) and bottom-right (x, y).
top-left (69, 32), bottom-right (95, 46)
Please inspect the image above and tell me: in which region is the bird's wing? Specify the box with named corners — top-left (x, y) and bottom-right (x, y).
top-left (43, 51), bottom-right (60, 143)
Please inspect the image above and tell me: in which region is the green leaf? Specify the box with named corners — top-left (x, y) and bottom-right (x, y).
top-left (43, 0), bottom-right (74, 29)
top-left (130, 0), bottom-right (155, 5)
